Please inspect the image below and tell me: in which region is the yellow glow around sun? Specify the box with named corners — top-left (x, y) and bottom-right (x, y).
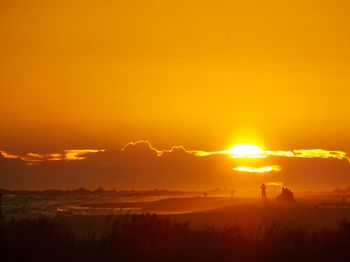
top-left (227, 144), bottom-right (266, 158)
top-left (233, 165), bottom-right (281, 173)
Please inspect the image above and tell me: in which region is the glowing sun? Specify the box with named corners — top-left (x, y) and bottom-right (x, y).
top-left (228, 144), bottom-right (266, 158)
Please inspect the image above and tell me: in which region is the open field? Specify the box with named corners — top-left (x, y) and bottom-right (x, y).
top-left (2, 192), bottom-right (350, 261)
top-left (56, 194), bottom-right (350, 237)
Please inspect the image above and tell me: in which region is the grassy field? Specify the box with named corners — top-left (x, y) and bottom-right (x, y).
top-left (2, 195), bottom-right (350, 261)
top-left (2, 213), bottom-right (350, 262)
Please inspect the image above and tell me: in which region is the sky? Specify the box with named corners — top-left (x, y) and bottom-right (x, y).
top-left (1, 1), bottom-right (350, 190)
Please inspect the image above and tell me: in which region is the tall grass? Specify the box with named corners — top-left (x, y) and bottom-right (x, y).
top-left (1, 214), bottom-right (350, 261)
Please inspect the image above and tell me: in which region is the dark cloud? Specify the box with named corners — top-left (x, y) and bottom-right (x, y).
top-left (1, 141), bottom-right (350, 190)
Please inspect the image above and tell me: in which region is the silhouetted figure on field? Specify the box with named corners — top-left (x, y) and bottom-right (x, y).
top-left (276, 187), bottom-right (295, 202)
top-left (231, 189), bottom-right (235, 198)
top-left (203, 191), bottom-right (207, 198)
top-left (261, 183), bottom-right (267, 202)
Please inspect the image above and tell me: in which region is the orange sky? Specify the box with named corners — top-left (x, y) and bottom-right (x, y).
top-left (1, 0), bottom-right (350, 154)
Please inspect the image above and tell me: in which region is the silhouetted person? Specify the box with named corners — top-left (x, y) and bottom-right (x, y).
top-left (231, 189), bottom-right (235, 198)
top-left (203, 191), bottom-right (207, 198)
top-left (261, 183), bottom-right (267, 202)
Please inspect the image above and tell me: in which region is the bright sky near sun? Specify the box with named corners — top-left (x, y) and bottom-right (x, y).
top-left (228, 144), bottom-right (265, 158)
top-left (1, 0), bottom-right (350, 154)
